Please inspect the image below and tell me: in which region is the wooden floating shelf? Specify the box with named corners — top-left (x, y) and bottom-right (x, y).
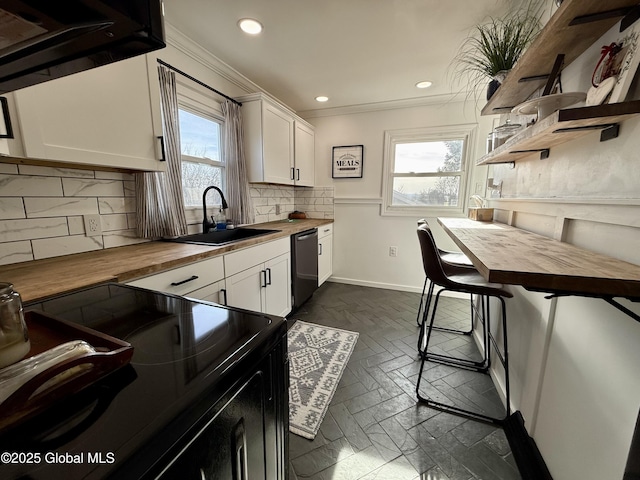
top-left (477, 101), bottom-right (640, 165)
top-left (481, 0), bottom-right (640, 116)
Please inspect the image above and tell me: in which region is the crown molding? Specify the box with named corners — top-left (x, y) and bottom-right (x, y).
top-left (297, 92), bottom-right (471, 119)
top-left (163, 22), bottom-right (263, 97)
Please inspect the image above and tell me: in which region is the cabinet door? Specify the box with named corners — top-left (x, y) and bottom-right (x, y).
top-left (187, 280), bottom-right (227, 305)
top-left (262, 103), bottom-right (294, 185)
top-left (263, 252), bottom-right (291, 317)
top-left (14, 55), bottom-right (164, 172)
top-left (226, 264), bottom-right (265, 313)
top-left (158, 371), bottom-right (267, 480)
top-left (0, 93), bottom-right (25, 157)
top-left (294, 121), bottom-right (315, 187)
top-left (318, 233), bottom-right (333, 286)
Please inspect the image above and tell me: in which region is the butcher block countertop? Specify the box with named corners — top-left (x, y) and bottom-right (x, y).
top-left (438, 217), bottom-right (640, 299)
top-left (1, 219), bottom-right (332, 303)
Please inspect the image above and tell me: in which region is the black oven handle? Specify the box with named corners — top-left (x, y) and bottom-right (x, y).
top-left (232, 419), bottom-right (248, 480)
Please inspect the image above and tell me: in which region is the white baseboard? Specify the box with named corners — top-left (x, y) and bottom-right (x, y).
top-left (327, 276), bottom-right (469, 299)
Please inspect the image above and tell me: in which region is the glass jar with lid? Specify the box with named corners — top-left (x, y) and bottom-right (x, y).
top-left (492, 120), bottom-right (522, 149)
top-left (0, 283), bottom-right (31, 368)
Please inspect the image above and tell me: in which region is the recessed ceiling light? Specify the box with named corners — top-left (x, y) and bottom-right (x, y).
top-left (315, 96), bottom-right (329, 102)
top-left (238, 18), bottom-right (263, 35)
top-left (416, 81), bottom-right (433, 89)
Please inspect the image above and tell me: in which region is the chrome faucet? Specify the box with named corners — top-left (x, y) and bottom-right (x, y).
top-left (202, 186), bottom-right (228, 233)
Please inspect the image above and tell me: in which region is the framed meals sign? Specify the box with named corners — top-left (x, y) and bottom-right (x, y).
top-left (332, 145), bottom-right (363, 178)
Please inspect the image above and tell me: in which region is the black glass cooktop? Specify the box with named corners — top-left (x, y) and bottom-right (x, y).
top-left (0, 283), bottom-right (285, 480)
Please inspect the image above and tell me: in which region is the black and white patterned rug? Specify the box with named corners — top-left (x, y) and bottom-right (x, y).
top-left (287, 320), bottom-right (359, 440)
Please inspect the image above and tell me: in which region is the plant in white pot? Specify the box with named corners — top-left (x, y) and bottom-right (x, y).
top-left (450, 4), bottom-right (544, 101)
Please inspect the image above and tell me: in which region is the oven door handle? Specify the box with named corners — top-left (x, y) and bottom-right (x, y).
top-left (232, 419), bottom-right (248, 480)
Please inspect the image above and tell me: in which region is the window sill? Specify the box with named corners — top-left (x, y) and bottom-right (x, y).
top-left (380, 206), bottom-right (465, 217)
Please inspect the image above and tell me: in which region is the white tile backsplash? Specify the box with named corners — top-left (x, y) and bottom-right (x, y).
top-left (0, 163), bottom-right (335, 265)
top-left (0, 198), bottom-right (25, 220)
top-left (63, 178), bottom-right (125, 197)
top-left (98, 197), bottom-right (135, 214)
top-left (18, 165), bottom-right (94, 178)
top-left (0, 218), bottom-right (69, 242)
top-left (24, 197), bottom-right (99, 218)
top-left (0, 174), bottom-right (63, 197)
top-left (67, 216), bottom-right (85, 235)
top-left (102, 230), bottom-right (148, 248)
top-left (0, 164), bottom-right (18, 174)
top-left (247, 184), bottom-right (333, 223)
top-left (0, 241), bottom-right (33, 264)
top-left (101, 214), bottom-right (129, 231)
top-left (32, 234), bottom-right (104, 260)
top-left (0, 164), bottom-right (145, 265)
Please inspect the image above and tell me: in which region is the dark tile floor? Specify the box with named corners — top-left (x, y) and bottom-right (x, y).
top-left (288, 282), bottom-right (521, 480)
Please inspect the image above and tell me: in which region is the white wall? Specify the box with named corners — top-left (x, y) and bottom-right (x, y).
top-left (306, 99), bottom-right (493, 292)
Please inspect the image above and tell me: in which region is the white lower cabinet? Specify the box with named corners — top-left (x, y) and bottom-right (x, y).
top-left (126, 256), bottom-right (226, 305)
top-left (225, 264), bottom-right (265, 313)
top-left (126, 236), bottom-right (294, 316)
top-left (263, 253), bottom-right (292, 316)
top-left (225, 237), bottom-right (291, 317)
top-left (318, 223), bottom-right (333, 286)
top-left (187, 280), bottom-right (227, 305)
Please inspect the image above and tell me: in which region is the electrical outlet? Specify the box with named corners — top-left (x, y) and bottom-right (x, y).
top-left (83, 214), bottom-right (102, 236)
top-left (389, 246), bottom-right (398, 257)
top-left (275, 204), bottom-right (281, 215)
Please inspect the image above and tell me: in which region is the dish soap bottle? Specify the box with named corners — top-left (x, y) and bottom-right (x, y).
top-left (214, 208), bottom-right (227, 230)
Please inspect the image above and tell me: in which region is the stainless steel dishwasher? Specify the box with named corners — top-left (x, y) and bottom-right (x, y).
top-left (291, 228), bottom-right (319, 310)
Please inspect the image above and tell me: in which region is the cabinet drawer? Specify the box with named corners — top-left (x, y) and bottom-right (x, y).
top-left (127, 256), bottom-right (224, 296)
top-left (318, 223), bottom-right (333, 239)
top-left (224, 237), bottom-right (289, 277)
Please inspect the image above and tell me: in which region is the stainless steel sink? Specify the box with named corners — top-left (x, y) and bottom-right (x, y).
top-left (165, 228), bottom-right (280, 246)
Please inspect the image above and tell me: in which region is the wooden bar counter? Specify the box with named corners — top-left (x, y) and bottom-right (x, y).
top-left (437, 217), bottom-right (640, 299)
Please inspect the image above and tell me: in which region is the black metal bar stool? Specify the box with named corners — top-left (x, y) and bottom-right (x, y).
top-left (415, 219), bottom-right (475, 332)
top-left (415, 224), bottom-right (513, 424)
top-left (415, 221), bottom-right (489, 371)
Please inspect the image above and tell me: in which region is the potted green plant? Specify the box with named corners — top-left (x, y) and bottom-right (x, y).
top-left (451, 6), bottom-right (543, 101)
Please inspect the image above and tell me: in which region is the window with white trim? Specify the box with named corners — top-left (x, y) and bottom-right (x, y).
top-left (382, 125), bottom-right (475, 216)
top-left (178, 104), bottom-right (225, 207)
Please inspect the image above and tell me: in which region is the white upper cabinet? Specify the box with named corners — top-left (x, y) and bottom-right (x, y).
top-left (261, 100), bottom-right (295, 184)
top-left (294, 120), bottom-right (315, 187)
top-left (239, 92), bottom-right (314, 186)
top-left (12, 54), bottom-right (165, 172)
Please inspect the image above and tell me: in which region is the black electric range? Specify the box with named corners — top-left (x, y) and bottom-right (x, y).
top-left (0, 283), bottom-right (288, 480)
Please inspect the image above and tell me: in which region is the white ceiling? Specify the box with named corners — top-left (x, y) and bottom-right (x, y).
top-left (162, 0), bottom-right (512, 113)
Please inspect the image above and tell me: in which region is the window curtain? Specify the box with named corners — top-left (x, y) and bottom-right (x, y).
top-left (135, 65), bottom-right (188, 238)
top-left (221, 100), bottom-right (254, 225)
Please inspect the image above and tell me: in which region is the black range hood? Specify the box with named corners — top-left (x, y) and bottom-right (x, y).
top-left (0, 0), bottom-right (165, 94)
